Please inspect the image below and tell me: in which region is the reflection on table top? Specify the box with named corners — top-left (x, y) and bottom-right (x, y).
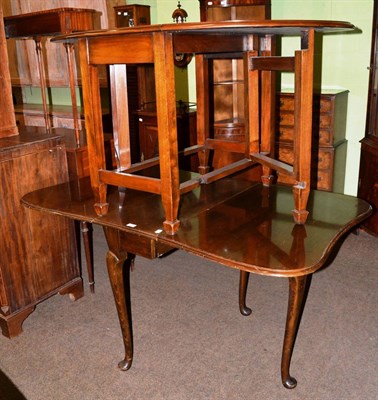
top-left (22, 175), bottom-right (371, 278)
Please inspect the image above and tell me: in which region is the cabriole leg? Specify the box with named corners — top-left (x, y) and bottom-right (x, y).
top-left (104, 227), bottom-right (134, 370)
top-left (281, 274), bottom-right (311, 389)
top-left (239, 270), bottom-right (252, 316)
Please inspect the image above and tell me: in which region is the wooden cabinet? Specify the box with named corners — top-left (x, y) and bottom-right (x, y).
top-left (14, 103), bottom-right (111, 132)
top-left (199, 0), bottom-right (271, 23)
top-left (0, 128), bottom-right (83, 338)
top-left (0, 3), bottom-right (83, 338)
top-left (276, 91), bottom-right (348, 192)
top-left (14, 104), bottom-right (87, 130)
top-left (198, 0), bottom-right (347, 192)
top-left (3, 6), bottom-right (103, 137)
top-left (114, 4), bottom-right (150, 27)
top-left (1, 0), bottom-right (122, 132)
top-left (358, 4), bottom-right (378, 235)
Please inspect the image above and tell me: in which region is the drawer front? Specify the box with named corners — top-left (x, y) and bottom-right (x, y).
top-left (316, 169), bottom-right (333, 191)
top-left (277, 126), bottom-right (293, 142)
top-left (138, 122), bottom-right (159, 160)
top-left (278, 111), bottom-right (294, 126)
top-left (277, 127), bottom-right (333, 147)
top-left (313, 148), bottom-right (334, 170)
top-left (277, 145), bottom-right (334, 170)
top-left (277, 146), bottom-right (294, 165)
top-left (23, 115), bottom-right (46, 127)
top-left (276, 147), bottom-right (333, 191)
top-left (277, 168), bottom-right (332, 191)
top-left (278, 112), bottom-right (332, 129)
top-left (318, 129), bottom-right (333, 146)
top-left (278, 94), bottom-right (333, 113)
top-left (278, 95), bottom-right (294, 111)
top-left (53, 117), bottom-right (84, 130)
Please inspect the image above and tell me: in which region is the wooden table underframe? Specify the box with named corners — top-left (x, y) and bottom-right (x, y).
top-left (53, 20), bottom-right (356, 235)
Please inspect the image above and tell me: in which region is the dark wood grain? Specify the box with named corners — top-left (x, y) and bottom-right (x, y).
top-left (0, 128), bottom-right (83, 338)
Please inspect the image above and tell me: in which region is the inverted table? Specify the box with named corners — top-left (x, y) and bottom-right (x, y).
top-left (22, 176), bottom-right (372, 388)
top-left (53, 20), bottom-right (356, 234)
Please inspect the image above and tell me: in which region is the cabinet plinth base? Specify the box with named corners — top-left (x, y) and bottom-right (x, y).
top-left (0, 278), bottom-right (84, 339)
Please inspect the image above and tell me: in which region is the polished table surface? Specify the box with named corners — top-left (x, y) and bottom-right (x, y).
top-left (22, 176), bottom-right (372, 388)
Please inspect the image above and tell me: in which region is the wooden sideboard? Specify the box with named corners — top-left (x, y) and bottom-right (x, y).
top-left (276, 91), bottom-right (348, 192)
top-left (0, 128), bottom-right (83, 338)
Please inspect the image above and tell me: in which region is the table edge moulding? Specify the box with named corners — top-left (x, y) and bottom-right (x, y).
top-left (51, 20), bottom-right (356, 236)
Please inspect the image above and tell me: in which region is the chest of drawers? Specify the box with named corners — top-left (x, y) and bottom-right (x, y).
top-left (276, 90), bottom-right (348, 192)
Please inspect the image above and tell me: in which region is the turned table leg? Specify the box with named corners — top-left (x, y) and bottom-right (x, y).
top-left (104, 227), bottom-right (134, 370)
top-left (281, 274), bottom-right (311, 389)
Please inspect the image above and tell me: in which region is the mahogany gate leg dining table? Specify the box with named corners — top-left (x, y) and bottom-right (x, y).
top-left (22, 176), bottom-right (372, 389)
top-left (52, 19), bottom-right (357, 234)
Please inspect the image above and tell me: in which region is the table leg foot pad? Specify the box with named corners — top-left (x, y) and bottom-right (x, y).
top-left (118, 358), bottom-right (132, 371)
top-left (282, 376), bottom-right (297, 389)
top-left (240, 305), bottom-right (252, 316)
top-left (163, 219), bottom-right (180, 235)
top-left (94, 202), bottom-right (109, 216)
